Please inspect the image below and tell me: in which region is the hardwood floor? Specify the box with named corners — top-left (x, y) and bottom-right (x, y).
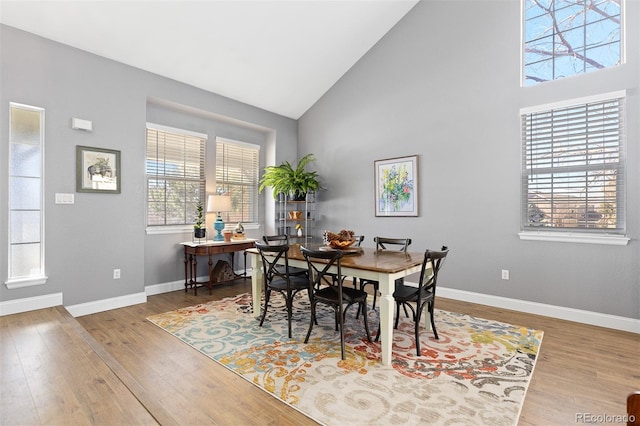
top-left (2, 279), bottom-right (639, 425)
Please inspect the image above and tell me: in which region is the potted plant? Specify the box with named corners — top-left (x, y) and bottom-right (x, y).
top-left (258, 153), bottom-right (322, 200)
top-left (193, 199), bottom-right (206, 239)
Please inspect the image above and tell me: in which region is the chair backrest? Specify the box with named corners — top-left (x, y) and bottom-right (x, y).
top-left (374, 237), bottom-right (411, 252)
top-left (418, 245), bottom-right (449, 297)
top-left (300, 246), bottom-right (344, 298)
top-left (353, 235), bottom-right (365, 247)
top-left (262, 234), bottom-right (290, 246)
top-left (254, 241), bottom-right (292, 284)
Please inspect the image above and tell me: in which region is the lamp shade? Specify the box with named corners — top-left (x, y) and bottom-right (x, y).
top-left (207, 194), bottom-right (231, 213)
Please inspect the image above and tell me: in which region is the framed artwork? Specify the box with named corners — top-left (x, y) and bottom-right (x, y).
top-left (374, 155), bottom-right (418, 217)
top-left (76, 145), bottom-right (121, 193)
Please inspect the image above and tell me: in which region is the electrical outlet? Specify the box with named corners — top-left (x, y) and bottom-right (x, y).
top-left (501, 269), bottom-right (509, 280)
top-left (113, 269), bottom-right (121, 279)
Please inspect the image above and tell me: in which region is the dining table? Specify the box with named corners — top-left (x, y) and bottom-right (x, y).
top-left (248, 243), bottom-right (429, 366)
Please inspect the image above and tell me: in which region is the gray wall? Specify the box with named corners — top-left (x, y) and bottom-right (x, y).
top-left (2, 0), bottom-right (639, 322)
top-left (299, 0), bottom-right (640, 319)
top-left (0, 25), bottom-right (298, 306)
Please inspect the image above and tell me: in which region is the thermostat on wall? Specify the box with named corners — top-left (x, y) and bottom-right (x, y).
top-left (71, 117), bottom-right (92, 131)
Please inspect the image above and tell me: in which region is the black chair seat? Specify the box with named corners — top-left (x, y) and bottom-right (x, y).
top-left (268, 275), bottom-right (309, 292)
top-left (393, 285), bottom-right (433, 303)
top-left (315, 286), bottom-right (367, 305)
top-left (275, 265), bottom-right (307, 276)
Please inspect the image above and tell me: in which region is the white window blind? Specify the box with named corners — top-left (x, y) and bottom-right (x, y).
top-left (216, 138), bottom-right (259, 224)
top-left (146, 124), bottom-right (206, 226)
top-left (521, 93), bottom-right (625, 234)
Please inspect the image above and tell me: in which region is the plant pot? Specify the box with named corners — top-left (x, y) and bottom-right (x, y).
top-left (223, 230), bottom-right (233, 242)
top-left (194, 228), bottom-right (206, 239)
top-left (289, 192), bottom-right (307, 201)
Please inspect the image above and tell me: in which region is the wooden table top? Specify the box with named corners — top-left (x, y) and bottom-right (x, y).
top-left (250, 243), bottom-right (425, 274)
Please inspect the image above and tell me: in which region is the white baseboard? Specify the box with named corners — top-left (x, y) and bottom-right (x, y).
top-left (0, 292), bottom-right (63, 316)
top-left (438, 286), bottom-right (640, 334)
top-left (3, 282), bottom-right (637, 334)
top-left (145, 273), bottom-right (246, 296)
top-left (145, 279), bottom-right (187, 296)
top-left (65, 292), bottom-right (147, 317)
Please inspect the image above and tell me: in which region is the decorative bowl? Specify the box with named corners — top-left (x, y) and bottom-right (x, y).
top-left (329, 239), bottom-right (356, 249)
top-left (288, 211), bottom-right (303, 220)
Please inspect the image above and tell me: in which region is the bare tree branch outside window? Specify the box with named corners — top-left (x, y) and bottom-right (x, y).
top-left (524, 0), bottom-right (621, 85)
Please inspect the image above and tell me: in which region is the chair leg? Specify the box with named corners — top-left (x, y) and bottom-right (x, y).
top-left (371, 283), bottom-right (378, 310)
top-left (394, 301), bottom-right (402, 329)
top-left (259, 289), bottom-right (271, 327)
top-left (361, 300), bottom-right (371, 342)
top-left (357, 281), bottom-right (377, 319)
top-left (286, 291), bottom-right (293, 339)
top-left (429, 301), bottom-right (439, 340)
top-left (338, 305), bottom-right (345, 360)
top-left (304, 302), bottom-right (316, 343)
top-left (415, 310), bottom-right (421, 356)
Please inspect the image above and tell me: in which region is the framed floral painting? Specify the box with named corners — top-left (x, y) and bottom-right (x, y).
top-left (374, 155), bottom-right (418, 217)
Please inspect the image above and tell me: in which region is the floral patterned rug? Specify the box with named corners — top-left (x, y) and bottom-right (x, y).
top-left (147, 293), bottom-right (543, 425)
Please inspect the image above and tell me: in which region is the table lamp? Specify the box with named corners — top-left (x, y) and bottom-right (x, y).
top-left (207, 194), bottom-right (232, 241)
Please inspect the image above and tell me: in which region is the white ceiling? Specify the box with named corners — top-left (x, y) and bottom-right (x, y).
top-left (0, 0), bottom-right (418, 119)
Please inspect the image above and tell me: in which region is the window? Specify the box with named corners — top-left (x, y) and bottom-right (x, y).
top-left (216, 138), bottom-right (260, 224)
top-left (146, 124), bottom-right (206, 227)
top-left (7, 103), bottom-right (47, 288)
top-left (521, 92), bottom-right (626, 239)
top-left (523, 0), bottom-right (622, 85)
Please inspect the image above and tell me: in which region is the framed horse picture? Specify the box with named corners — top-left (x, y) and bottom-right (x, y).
top-left (76, 145), bottom-right (121, 193)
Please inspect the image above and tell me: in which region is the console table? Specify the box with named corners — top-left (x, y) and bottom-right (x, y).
top-left (181, 239), bottom-right (256, 295)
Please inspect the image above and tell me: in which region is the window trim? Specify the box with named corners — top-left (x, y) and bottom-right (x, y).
top-left (5, 102), bottom-right (48, 288)
top-left (519, 90), bottom-right (628, 245)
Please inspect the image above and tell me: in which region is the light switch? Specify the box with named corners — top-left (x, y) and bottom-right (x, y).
top-left (55, 193), bottom-right (74, 204)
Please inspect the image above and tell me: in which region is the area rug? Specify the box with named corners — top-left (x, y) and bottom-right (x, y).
top-left (147, 293), bottom-right (543, 425)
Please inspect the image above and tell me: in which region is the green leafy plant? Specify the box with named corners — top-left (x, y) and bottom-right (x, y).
top-left (258, 153), bottom-right (322, 199)
top-left (194, 199), bottom-right (205, 229)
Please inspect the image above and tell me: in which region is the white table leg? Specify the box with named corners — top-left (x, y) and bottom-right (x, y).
top-left (250, 253), bottom-right (263, 317)
top-left (378, 275), bottom-right (393, 366)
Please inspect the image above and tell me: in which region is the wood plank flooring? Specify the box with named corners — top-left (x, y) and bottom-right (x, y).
top-left (2, 279), bottom-right (639, 425)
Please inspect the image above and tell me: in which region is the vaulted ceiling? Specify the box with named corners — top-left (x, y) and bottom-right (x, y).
top-left (0, 0), bottom-right (419, 119)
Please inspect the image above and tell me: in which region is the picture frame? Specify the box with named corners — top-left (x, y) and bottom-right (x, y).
top-left (76, 145), bottom-right (121, 193)
top-left (374, 155), bottom-right (418, 217)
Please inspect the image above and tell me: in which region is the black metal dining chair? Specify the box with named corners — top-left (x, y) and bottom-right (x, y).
top-left (376, 246), bottom-right (449, 356)
top-left (255, 241), bottom-right (310, 338)
top-left (357, 237), bottom-right (411, 317)
top-left (301, 246), bottom-right (371, 360)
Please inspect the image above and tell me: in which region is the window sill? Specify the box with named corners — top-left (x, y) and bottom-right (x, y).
top-left (146, 225), bottom-right (193, 235)
top-left (518, 232), bottom-right (630, 246)
top-left (146, 223), bottom-right (260, 235)
top-left (5, 275), bottom-right (48, 289)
